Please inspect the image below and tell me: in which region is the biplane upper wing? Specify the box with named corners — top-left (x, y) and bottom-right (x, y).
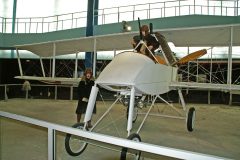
top-left (15, 33), bottom-right (135, 57)
top-left (15, 24), bottom-right (240, 57)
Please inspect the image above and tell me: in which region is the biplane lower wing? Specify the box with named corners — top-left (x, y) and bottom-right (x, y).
top-left (15, 76), bottom-right (80, 85)
top-left (170, 81), bottom-right (240, 92)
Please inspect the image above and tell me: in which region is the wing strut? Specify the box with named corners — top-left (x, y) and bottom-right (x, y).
top-left (16, 49), bottom-right (23, 76)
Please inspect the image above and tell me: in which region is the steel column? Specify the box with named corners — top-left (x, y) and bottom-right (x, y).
top-left (48, 128), bottom-right (55, 160)
top-left (12, 0), bottom-right (17, 33)
top-left (227, 26), bottom-right (233, 105)
top-left (85, 0), bottom-right (99, 70)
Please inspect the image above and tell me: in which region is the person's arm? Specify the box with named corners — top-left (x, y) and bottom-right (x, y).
top-left (147, 35), bottom-right (159, 53)
top-left (77, 81), bottom-right (85, 99)
top-left (131, 39), bottom-right (136, 47)
top-left (140, 41), bottom-right (147, 54)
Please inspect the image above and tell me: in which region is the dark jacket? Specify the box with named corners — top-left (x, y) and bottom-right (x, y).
top-left (144, 34), bottom-right (160, 53)
top-left (76, 77), bottom-right (96, 114)
top-left (77, 77), bottom-right (94, 100)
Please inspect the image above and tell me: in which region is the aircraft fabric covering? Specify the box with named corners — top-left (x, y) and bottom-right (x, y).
top-left (96, 51), bottom-right (178, 95)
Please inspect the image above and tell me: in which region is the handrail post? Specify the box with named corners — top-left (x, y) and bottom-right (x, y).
top-left (25, 90), bottom-right (29, 99)
top-left (29, 18), bottom-right (31, 33)
top-left (179, 0), bottom-right (181, 16)
top-left (70, 86), bottom-right (73, 100)
top-left (42, 17), bottom-right (44, 33)
top-left (0, 116), bottom-right (2, 160)
top-left (4, 18), bottom-right (6, 33)
top-left (56, 15), bottom-right (58, 31)
top-left (103, 9), bottom-right (105, 24)
top-left (133, 5), bottom-right (135, 20)
top-left (71, 13), bottom-right (74, 29)
top-left (54, 85), bottom-right (57, 100)
top-left (163, 2), bottom-right (166, 17)
top-left (48, 128), bottom-right (55, 160)
top-left (236, 0), bottom-right (239, 16)
top-left (117, 7), bottom-right (120, 23)
top-left (4, 85), bottom-right (8, 101)
top-left (148, 3), bottom-right (151, 19)
top-left (1, 17), bottom-right (4, 33)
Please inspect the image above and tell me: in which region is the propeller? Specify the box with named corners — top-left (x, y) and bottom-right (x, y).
top-left (172, 49), bottom-right (207, 66)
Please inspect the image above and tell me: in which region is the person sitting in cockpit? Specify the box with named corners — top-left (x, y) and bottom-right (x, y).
top-left (131, 25), bottom-right (159, 60)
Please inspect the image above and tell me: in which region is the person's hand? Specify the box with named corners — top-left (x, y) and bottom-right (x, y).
top-left (131, 39), bottom-right (136, 45)
top-left (148, 45), bottom-right (153, 50)
top-left (82, 97), bottom-right (89, 102)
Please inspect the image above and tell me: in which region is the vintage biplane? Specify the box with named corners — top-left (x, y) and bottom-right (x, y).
top-left (14, 20), bottom-right (240, 159)
top-left (63, 21), bottom-right (240, 159)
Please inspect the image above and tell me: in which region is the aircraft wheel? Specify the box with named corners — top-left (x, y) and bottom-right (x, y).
top-left (187, 107), bottom-right (196, 132)
top-left (120, 133), bottom-right (142, 160)
top-left (65, 123), bottom-right (88, 156)
top-left (127, 105), bottom-right (138, 123)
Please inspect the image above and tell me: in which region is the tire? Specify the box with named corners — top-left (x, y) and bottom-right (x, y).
top-left (120, 133), bottom-right (142, 160)
top-left (187, 107), bottom-right (196, 132)
top-left (65, 123), bottom-right (88, 156)
top-left (126, 105), bottom-right (138, 123)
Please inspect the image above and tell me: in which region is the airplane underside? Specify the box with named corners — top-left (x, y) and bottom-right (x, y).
top-left (64, 51), bottom-right (196, 159)
top-left (64, 85), bottom-right (196, 159)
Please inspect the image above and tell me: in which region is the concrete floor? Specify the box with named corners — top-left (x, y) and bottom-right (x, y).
top-left (0, 99), bottom-right (240, 160)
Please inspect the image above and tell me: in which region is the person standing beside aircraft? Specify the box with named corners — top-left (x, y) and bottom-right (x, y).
top-left (76, 68), bottom-right (96, 128)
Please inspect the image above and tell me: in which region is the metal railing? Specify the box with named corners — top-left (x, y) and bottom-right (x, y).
top-left (0, 0), bottom-right (239, 33)
top-left (0, 84), bottom-right (76, 101)
top-left (0, 110), bottom-right (227, 160)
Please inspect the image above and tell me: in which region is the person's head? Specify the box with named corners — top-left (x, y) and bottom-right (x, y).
top-left (141, 25), bottom-right (149, 36)
top-left (84, 68), bottom-right (93, 80)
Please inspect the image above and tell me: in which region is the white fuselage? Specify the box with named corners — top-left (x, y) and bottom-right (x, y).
top-left (96, 51), bottom-right (178, 95)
